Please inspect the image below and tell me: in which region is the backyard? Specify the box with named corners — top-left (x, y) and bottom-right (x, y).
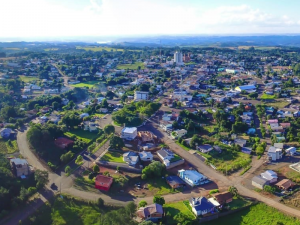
top-left (101, 151), bottom-right (124, 163)
top-left (70, 81), bottom-right (99, 88)
top-left (164, 201), bottom-right (195, 224)
top-left (65, 129), bottom-right (99, 144)
top-left (204, 203), bottom-right (299, 225)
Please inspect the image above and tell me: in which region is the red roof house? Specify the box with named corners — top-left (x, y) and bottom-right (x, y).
top-left (54, 137), bottom-right (74, 149)
top-left (95, 175), bottom-right (113, 191)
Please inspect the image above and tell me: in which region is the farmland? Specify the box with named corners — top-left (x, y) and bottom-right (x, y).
top-left (19, 75), bottom-right (39, 83)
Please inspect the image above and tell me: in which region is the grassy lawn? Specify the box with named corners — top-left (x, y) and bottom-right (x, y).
top-left (164, 201), bottom-right (195, 224)
top-left (261, 93), bottom-right (276, 100)
top-left (64, 129), bottom-right (99, 144)
top-left (147, 178), bottom-right (180, 195)
top-left (199, 149), bottom-right (252, 174)
top-left (228, 197), bottom-right (251, 210)
top-left (204, 203), bottom-right (299, 225)
top-left (265, 100), bottom-right (289, 109)
top-left (101, 151), bottom-right (124, 163)
top-left (19, 75), bottom-right (39, 83)
top-left (285, 170), bottom-right (300, 183)
top-left (175, 141), bottom-right (191, 151)
top-left (117, 62), bottom-right (145, 70)
top-left (0, 139), bottom-right (18, 154)
top-left (93, 113), bottom-right (106, 118)
top-left (76, 46), bottom-right (124, 52)
top-left (70, 81), bottom-right (99, 88)
top-left (170, 154), bottom-right (182, 163)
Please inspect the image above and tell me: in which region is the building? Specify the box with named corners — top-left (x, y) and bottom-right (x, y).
top-left (252, 176), bottom-right (269, 189)
top-left (10, 158), bottom-right (30, 177)
top-left (123, 151), bottom-right (139, 166)
top-left (174, 51), bottom-right (183, 65)
top-left (139, 151), bottom-right (153, 161)
top-left (286, 147), bottom-right (297, 156)
top-left (261, 170), bottom-right (278, 183)
top-left (0, 128), bottom-right (12, 138)
top-left (121, 127), bottom-right (137, 140)
top-left (83, 121), bottom-right (98, 132)
top-left (234, 138), bottom-right (247, 147)
top-left (159, 121), bottom-right (173, 131)
top-left (212, 191), bottom-right (233, 205)
top-left (95, 175), bottom-right (113, 191)
top-left (275, 179), bottom-right (295, 191)
top-left (137, 131), bottom-right (156, 143)
top-left (178, 169), bottom-right (208, 187)
top-left (171, 129), bottom-right (187, 139)
top-left (157, 148), bottom-right (174, 166)
top-left (189, 197), bottom-right (215, 216)
top-left (136, 203), bottom-right (163, 222)
top-left (197, 144), bottom-right (213, 153)
top-left (267, 146), bottom-right (283, 161)
top-left (134, 91), bottom-right (149, 101)
top-left (234, 85), bottom-right (256, 93)
top-left (166, 176), bottom-right (186, 189)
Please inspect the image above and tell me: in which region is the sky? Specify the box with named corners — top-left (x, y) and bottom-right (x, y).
top-left (1, 0), bottom-right (300, 39)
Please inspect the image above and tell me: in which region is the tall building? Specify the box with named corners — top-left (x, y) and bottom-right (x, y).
top-left (174, 51), bottom-right (183, 64)
top-left (183, 53), bottom-right (191, 62)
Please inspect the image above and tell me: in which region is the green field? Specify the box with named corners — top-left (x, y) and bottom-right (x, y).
top-left (19, 75), bottom-right (39, 83)
top-left (101, 151), bottom-right (124, 163)
top-left (265, 100), bottom-right (290, 109)
top-left (64, 129), bottom-right (99, 144)
top-left (117, 62), bottom-right (145, 70)
top-left (261, 93), bottom-right (276, 100)
top-left (147, 178), bottom-right (180, 195)
top-left (0, 139), bottom-right (18, 154)
top-left (76, 46), bottom-right (124, 52)
top-left (228, 197), bottom-right (251, 210)
top-left (164, 201), bottom-right (195, 224)
top-left (70, 81), bottom-right (99, 88)
top-left (204, 203), bottom-right (299, 225)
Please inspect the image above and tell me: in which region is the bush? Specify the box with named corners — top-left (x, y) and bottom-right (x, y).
top-left (209, 189), bottom-right (219, 195)
top-left (97, 198), bottom-right (104, 207)
top-left (139, 200), bottom-right (147, 207)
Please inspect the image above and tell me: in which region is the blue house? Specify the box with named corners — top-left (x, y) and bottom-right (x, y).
top-left (189, 197), bottom-right (215, 216)
top-left (0, 128), bottom-right (12, 139)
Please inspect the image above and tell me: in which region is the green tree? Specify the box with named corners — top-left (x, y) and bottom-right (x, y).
top-left (60, 151), bottom-right (74, 163)
top-left (228, 186), bottom-right (238, 197)
top-left (103, 124), bottom-right (115, 135)
top-left (35, 170), bottom-right (49, 188)
top-left (75, 155), bottom-right (83, 165)
top-left (138, 200), bottom-right (147, 208)
top-left (153, 196), bottom-right (165, 205)
top-left (93, 165), bottom-right (100, 173)
top-left (97, 197), bottom-right (104, 207)
top-left (65, 166), bottom-right (71, 174)
top-left (110, 136), bottom-right (124, 149)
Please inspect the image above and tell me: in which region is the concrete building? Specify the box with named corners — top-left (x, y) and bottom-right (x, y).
top-left (134, 91), bottom-right (149, 101)
top-left (10, 158), bottom-right (30, 177)
top-left (252, 176), bottom-right (269, 189)
top-left (121, 127), bottom-right (137, 140)
top-left (178, 169), bottom-right (208, 187)
top-left (174, 51), bottom-right (183, 65)
top-left (267, 146), bottom-right (282, 161)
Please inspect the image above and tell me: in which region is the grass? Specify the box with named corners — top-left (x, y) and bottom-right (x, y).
top-left (203, 203), bottom-right (299, 225)
top-left (76, 46), bottom-right (124, 52)
top-left (70, 81), bottom-right (99, 88)
top-left (285, 170), bottom-right (300, 183)
top-left (101, 151), bottom-right (125, 163)
top-left (117, 62), bottom-right (145, 70)
top-left (265, 100), bottom-right (289, 109)
top-left (228, 197), bottom-right (251, 210)
top-left (19, 75), bottom-right (39, 82)
top-left (64, 129), bottom-right (99, 144)
top-left (147, 178), bottom-right (180, 195)
top-left (175, 141), bottom-right (191, 151)
top-left (170, 154), bottom-right (182, 163)
top-left (164, 201), bottom-right (195, 224)
top-left (93, 113), bottom-right (106, 118)
top-left (261, 93), bottom-right (276, 100)
top-left (0, 139), bottom-right (18, 154)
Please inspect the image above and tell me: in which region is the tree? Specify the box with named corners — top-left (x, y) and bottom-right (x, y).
top-left (60, 151), bottom-right (74, 163)
top-left (75, 155), bottom-right (83, 165)
top-left (138, 200), bottom-right (147, 208)
top-left (142, 161), bottom-right (164, 178)
top-left (97, 197), bottom-right (104, 207)
top-left (153, 196), bottom-right (165, 205)
top-left (110, 136), bottom-right (124, 149)
top-left (125, 202), bottom-right (137, 217)
top-left (228, 186), bottom-right (238, 197)
top-left (65, 166), bottom-right (71, 174)
top-left (62, 112), bottom-right (81, 129)
top-left (139, 221), bottom-right (156, 225)
top-left (101, 99), bottom-right (108, 108)
top-left (93, 165), bottom-right (100, 173)
top-left (104, 124), bottom-right (115, 135)
top-left (35, 170), bottom-right (49, 188)
top-left (52, 101), bottom-right (59, 110)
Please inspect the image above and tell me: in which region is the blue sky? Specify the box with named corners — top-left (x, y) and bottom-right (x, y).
top-left (1, 0), bottom-right (300, 38)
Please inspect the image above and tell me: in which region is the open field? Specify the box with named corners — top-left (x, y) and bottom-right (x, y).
top-left (101, 151), bottom-right (124, 163)
top-left (76, 46), bottom-right (124, 52)
top-left (264, 100), bottom-right (290, 108)
top-left (228, 197), bottom-right (252, 210)
top-left (164, 201), bottom-right (195, 224)
top-left (19, 75), bottom-right (39, 83)
top-left (117, 62), bottom-right (145, 70)
top-left (70, 81), bottom-right (99, 88)
top-left (204, 203), bottom-right (299, 225)
top-left (261, 93), bottom-right (276, 100)
top-left (64, 129), bottom-right (99, 144)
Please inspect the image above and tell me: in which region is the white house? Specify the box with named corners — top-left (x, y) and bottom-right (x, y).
top-left (252, 176), bottom-right (269, 189)
top-left (123, 151), bottom-right (139, 166)
top-left (189, 197), bottom-right (215, 216)
top-left (83, 121), bottom-right (98, 132)
top-left (139, 151), bottom-right (153, 161)
top-left (286, 147), bottom-right (297, 156)
top-left (267, 146), bottom-right (282, 161)
top-left (178, 169), bottom-right (208, 187)
top-left (134, 91), bottom-right (149, 101)
top-left (197, 144), bottom-right (213, 153)
top-left (121, 127), bottom-right (137, 140)
top-left (261, 170), bottom-right (278, 183)
top-left (159, 121), bottom-right (173, 131)
top-left (157, 148), bottom-right (174, 166)
top-left (235, 85), bottom-right (256, 93)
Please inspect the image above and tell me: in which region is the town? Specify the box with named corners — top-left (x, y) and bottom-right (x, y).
top-left (0, 42), bottom-right (300, 225)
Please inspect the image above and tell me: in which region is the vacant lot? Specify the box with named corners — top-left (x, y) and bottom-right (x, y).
top-left (19, 75), bottom-right (39, 83)
top-left (164, 201), bottom-right (195, 224)
top-left (261, 93), bottom-right (276, 100)
top-left (117, 62), bottom-right (145, 70)
top-left (101, 151), bottom-right (124, 163)
top-left (204, 203), bottom-right (299, 225)
top-left (70, 80), bottom-right (99, 88)
top-left (65, 129), bottom-right (99, 144)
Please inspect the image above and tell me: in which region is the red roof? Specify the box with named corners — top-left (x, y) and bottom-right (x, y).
top-left (95, 175), bottom-right (113, 191)
top-left (54, 137), bottom-right (74, 149)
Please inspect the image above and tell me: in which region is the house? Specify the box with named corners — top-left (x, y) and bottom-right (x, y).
top-left (166, 176), bottom-right (186, 189)
top-left (261, 170), bottom-right (278, 183)
top-left (212, 191), bottom-right (233, 205)
top-left (54, 137), bottom-right (74, 149)
top-left (157, 148), bottom-right (174, 166)
top-left (286, 147), bottom-right (297, 156)
top-left (178, 169), bottom-right (208, 187)
top-left (171, 129), bottom-right (187, 139)
top-left (268, 146), bottom-right (283, 161)
top-left (137, 131), bottom-right (156, 143)
top-left (0, 128), bottom-right (12, 138)
top-left (10, 158), bottom-right (30, 177)
top-left (162, 114), bottom-right (172, 121)
top-left (235, 85), bottom-right (256, 93)
top-left (40, 107), bottom-right (50, 113)
top-left (121, 127), bottom-right (137, 140)
top-left (99, 108), bottom-right (108, 113)
top-left (134, 91), bottom-right (149, 101)
top-left (136, 203), bottom-right (163, 222)
top-left (123, 151), bottom-right (139, 166)
top-left (189, 197), bottom-right (215, 216)
top-left (197, 144), bottom-right (213, 153)
top-left (274, 143), bottom-right (284, 149)
top-left (95, 175), bottom-right (113, 191)
top-left (252, 176), bottom-right (269, 189)
top-left (159, 121), bottom-right (173, 131)
top-left (83, 121), bottom-right (98, 132)
top-left (275, 179), bottom-right (295, 191)
top-left (80, 113), bottom-right (89, 119)
top-left (139, 151), bottom-right (153, 161)
top-left (234, 138), bottom-right (247, 147)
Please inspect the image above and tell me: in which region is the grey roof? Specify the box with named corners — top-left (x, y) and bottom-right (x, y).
top-left (157, 149), bottom-right (173, 158)
top-left (252, 176), bottom-right (268, 185)
top-left (198, 144), bottom-right (213, 150)
top-left (10, 158), bottom-right (28, 165)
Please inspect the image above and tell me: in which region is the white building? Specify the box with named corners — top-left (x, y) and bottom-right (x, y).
top-left (174, 52), bottom-right (183, 65)
top-left (267, 146), bottom-right (282, 161)
top-left (139, 151), bottom-right (153, 161)
top-left (121, 127), bottom-right (137, 140)
top-left (261, 170), bottom-right (278, 183)
top-left (178, 169), bottom-right (208, 187)
top-left (134, 91), bottom-right (149, 101)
